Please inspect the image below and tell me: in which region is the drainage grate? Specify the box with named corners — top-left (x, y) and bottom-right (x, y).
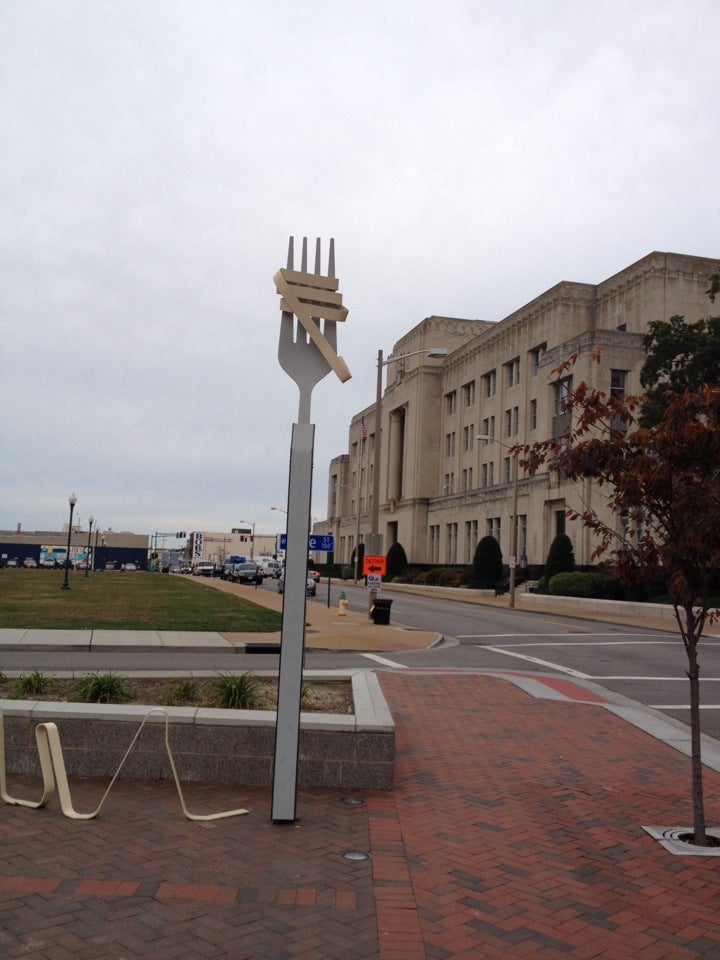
top-left (643, 825), bottom-right (720, 856)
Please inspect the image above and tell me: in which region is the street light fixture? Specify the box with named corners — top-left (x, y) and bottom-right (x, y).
top-left (94, 524), bottom-right (100, 572)
top-left (477, 433), bottom-right (520, 608)
top-left (61, 493), bottom-right (77, 591)
top-left (84, 516), bottom-right (94, 578)
top-left (239, 520), bottom-right (256, 560)
top-left (270, 506), bottom-right (288, 514)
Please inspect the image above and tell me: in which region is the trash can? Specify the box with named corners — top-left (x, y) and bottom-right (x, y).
top-left (370, 598), bottom-right (393, 625)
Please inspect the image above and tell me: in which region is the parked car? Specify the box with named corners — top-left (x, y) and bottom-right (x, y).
top-left (261, 560), bottom-right (283, 579)
top-left (277, 571), bottom-right (316, 596)
top-left (23, 557), bottom-right (38, 568)
top-left (122, 562), bottom-right (138, 571)
top-left (307, 569), bottom-right (321, 583)
top-left (232, 561), bottom-right (263, 586)
top-left (194, 561), bottom-right (215, 577)
top-left (6, 558), bottom-right (19, 568)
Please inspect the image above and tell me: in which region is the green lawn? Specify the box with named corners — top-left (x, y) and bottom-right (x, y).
top-left (0, 570), bottom-right (281, 632)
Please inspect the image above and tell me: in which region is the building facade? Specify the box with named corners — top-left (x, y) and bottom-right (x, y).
top-left (317, 251), bottom-right (719, 571)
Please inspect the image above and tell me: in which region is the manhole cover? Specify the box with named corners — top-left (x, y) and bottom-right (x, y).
top-left (341, 796), bottom-right (366, 806)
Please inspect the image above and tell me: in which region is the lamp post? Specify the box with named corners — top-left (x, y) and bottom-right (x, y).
top-left (240, 520), bottom-right (256, 560)
top-left (271, 507), bottom-right (287, 561)
top-left (477, 434), bottom-right (519, 608)
top-left (84, 516), bottom-right (94, 577)
top-left (93, 524), bottom-right (100, 573)
top-left (61, 493), bottom-right (77, 591)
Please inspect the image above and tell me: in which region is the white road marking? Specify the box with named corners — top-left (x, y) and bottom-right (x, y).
top-left (362, 653), bottom-right (408, 669)
top-left (650, 704), bottom-right (720, 710)
top-left (482, 646), bottom-right (591, 678)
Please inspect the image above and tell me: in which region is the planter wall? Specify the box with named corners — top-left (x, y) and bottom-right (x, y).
top-left (1, 671), bottom-right (395, 791)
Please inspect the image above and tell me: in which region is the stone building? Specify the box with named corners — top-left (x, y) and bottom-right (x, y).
top-left (316, 251), bottom-right (719, 571)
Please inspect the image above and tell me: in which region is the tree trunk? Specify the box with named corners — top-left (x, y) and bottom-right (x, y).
top-left (685, 608), bottom-right (707, 845)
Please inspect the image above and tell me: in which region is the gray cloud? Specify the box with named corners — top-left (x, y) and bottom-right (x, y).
top-left (2, 0), bottom-right (718, 537)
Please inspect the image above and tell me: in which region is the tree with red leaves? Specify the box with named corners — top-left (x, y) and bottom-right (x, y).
top-left (522, 353), bottom-right (720, 845)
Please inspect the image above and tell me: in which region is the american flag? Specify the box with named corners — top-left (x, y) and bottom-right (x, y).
top-left (359, 417), bottom-right (368, 440)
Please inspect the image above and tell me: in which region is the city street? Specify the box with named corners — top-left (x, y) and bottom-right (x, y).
top-left (3, 576), bottom-right (720, 740)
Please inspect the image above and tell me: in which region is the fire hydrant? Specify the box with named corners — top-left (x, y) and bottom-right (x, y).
top-left (338, 591), bottom-right (349, 616)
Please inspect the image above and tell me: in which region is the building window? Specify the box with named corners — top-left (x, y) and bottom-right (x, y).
top-left (430, 525), bottom-right (440, 564)
top-left (611, 369), bottom-right (627, 397)
top-left (529, 344), bottom-right (546, 376)
top-left (463, 425), bottom-right (475, 452)
top-left (481, 461), bottom-right (494, 488)
top-left (446, 523), bottom-right (458, 564)
top-left (443, 472), bottom-right (455, 494)
top-left (555, 509), bottom-right (566, 537)
top-left (487, 517), bottom-right (501, 541)
top-left (481, 415), bottom-right (495, 440)
top-left (445, 432), bottom-right (456, 457)
top-left (518, 514), bottom-right (527, 564)
top-left (465, 519), bottom-right (479, 563)
top-left (482, 370), bottom-right (497, 398)
top-left (505, 357), bottom-right (520, 388)
top-left (445, 391), bottom-right (457, 415)
top-left (504, 406), bottom-right (519, 437)
top-left (462, 467), bottom-right (473, 491)
top-left (462, 380), bottom-right (476, 407)
top-left (503, 456), bottom-right (512, 483)
top-left (529, 398), bottom-right (537, 431)
top-left (552, 376), bottom-right (572, 439)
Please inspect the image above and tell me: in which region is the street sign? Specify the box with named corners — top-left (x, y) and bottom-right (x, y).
top-left (279, 534), bottom-right (334, 552)
top-left (362, 555), bottom-right (386, 576)
top-left (366, 573), bottom-right (382, 591)
top-left (309, 535), bottom-right (334, 552)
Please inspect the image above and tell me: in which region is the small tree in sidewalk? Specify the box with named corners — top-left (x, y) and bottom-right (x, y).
top-left (522, 356), bottom-right (720, 845)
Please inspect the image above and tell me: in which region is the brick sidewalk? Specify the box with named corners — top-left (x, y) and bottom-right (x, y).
top-left (2, 672), bottom-right (720, 958)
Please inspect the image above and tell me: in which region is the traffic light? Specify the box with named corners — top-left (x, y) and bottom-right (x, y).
top-left (176, 531), bottom-right (186, 538)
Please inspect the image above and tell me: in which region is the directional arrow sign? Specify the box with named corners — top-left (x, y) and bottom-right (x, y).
top-left (362, 555), bottom-right (386, 577)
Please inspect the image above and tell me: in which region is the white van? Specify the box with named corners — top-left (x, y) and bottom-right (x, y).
top-left (261, 559), bottom-right (283, 579)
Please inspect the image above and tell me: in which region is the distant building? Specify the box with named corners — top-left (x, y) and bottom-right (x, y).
top-left (315, 251), bottom-right (719, 571)
top-left (0, 527), bottom-right (148, 570)
top-left (188, 530), bottom-right (281, 566)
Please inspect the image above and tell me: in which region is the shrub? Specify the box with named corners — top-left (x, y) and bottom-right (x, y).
top-left (413, 571), bottom-right (431, 585)
top-left (544, 534), bottom-right (575, 580)
top-left (206, 671), bottom-right (263, 710)
top-left (549, 572), bottom-right (613, 598)
top-left (72, 671), bottom-right (136, 704)
top-left (438, 569), bottom-right (466, 587)
top-left (386, 542), bottom-right (408, 579)
top-left (473, 536), bottom-right (504, 588)
top-left (159, 678), bottom-right (199, 706)
top-left (13, 668), bottom-right (54, 698)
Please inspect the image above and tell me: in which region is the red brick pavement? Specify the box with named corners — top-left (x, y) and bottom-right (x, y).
top-left (2, 671), bottom-right (720, 958)
top-left (374, 672), bottom-right (720, 959)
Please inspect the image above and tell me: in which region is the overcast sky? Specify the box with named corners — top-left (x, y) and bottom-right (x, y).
top-left (1, 0), bottom-right (718, 542)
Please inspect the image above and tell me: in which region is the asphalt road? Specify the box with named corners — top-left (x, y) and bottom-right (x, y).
top-left (4, 577), bottom-right (720, 740)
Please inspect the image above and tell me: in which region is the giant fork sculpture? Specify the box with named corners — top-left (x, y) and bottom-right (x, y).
top-left (272, 237), bottom-right (350, 822)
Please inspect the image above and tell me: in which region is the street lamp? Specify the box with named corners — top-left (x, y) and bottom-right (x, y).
top-left (477, 434), bottom-right (520, 608)
top-left (93, 524), bottom-right (100, 572)
top-left (61, 493), bottom-right (77, 591)
top-left (240, 520), bottom-right (256, 560)
top-left (270, 506), bottom-right (287, 514)
top-left (84, 516), bottom-right (94, 578)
